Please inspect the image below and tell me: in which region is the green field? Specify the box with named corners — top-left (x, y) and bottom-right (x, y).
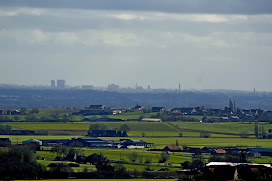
top-left (173, 122), bottom-right (272, 135)
top-left (1, 110), bottom-right (158, 122)
top-left (2, 116), bottom-right (272, 175)
top-left (17, 179), bottom-right (178, 181)
top-left (4, 121), bottom-right (271, 138)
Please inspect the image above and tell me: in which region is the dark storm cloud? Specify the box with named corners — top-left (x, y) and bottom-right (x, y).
top-left (1, 0), bottom-right (272, 15)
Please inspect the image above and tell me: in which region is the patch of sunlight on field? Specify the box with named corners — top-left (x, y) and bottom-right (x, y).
top-left (174, 122), bottom-right (272, 134)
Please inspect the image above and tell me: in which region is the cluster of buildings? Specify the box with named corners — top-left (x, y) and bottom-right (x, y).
top-left (50, 80), bottom-right (66, 88)
top-left (0, 137), bottom-right (153, 150)
top-left (149, 145), bottom-right (272, 157)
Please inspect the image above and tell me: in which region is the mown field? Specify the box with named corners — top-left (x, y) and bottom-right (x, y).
top-left (3, 121), bottom-right (272, 138)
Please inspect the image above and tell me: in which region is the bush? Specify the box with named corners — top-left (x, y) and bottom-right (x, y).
top-left (144, 157), bottom-right (152, 164)
top-left (158, 168), bottom-right (169, 171)
top-left (128, 152), bottom-right (138, 162)
top-left (68, 163), bottom-right (80, 167)
top-left (47, 163), bottom-right (57, 167)
top-left (200, 132), bottom-right (211, 138)
top-left (158, 152), bottom-right (169, 163)
top-left (49, 163), bottom-right (73, 178)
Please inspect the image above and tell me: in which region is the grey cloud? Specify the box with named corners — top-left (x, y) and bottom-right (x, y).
top-left (1, 0), bottom-right (272, 15)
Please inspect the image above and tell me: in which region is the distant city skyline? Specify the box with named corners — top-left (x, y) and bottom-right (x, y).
top-left (0, 80), bottom-right (266, 94)
top-left (1, 1), bottom-right (272, 92)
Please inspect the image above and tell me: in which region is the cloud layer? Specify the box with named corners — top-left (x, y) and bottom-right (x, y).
top-left (0, 3), bottom-right (272, 91)
top-left (1, 0), bottom-right (272, 14)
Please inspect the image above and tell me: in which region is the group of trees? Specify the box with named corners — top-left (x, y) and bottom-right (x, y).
top-left (254, 122), bottom-right (272, 139)
top-left (127, 151), bottom-right (169, 164)
top-left (88, 123), bottom-right (130, 137)
top-left (19, 107), bottom-right (39, 115)
top-left (51, 143), bottom-right (84, 160)
top-left (0, 124), bottom-right (12, 134)
top-left (0, 147), bottom-right (46, 180)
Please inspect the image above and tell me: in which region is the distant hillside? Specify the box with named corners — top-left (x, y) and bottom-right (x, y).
top-left (0, 88), bottom-right (272, 110)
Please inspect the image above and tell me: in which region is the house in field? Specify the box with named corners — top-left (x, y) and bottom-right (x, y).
top-left (249, 148), bottom-right (272, 156)
top-left (141, 118), bottom-right (162, 122)
top-left (67, 137), bottom-right (111, 147)
top-left (152, 107), bottom-right (164, 112)
top-left (0, 138), bottom-right (11, 145)
top-left (11, 110), bottom-right (21, 115)
top-left (41, 139), bottom-right (70, 146)
top-left (89, 105), bottom-right (105, 110)
top-left (211, 149), bottom-right (227, 155)
top-left (118, 139), bottom-right (153, 148)
top-left (22, 138), bottom-right (42, 145)
top-left (171, 107), bottom-right (195, 115)
top-left (22, 138), bottom-right (42, 151)
top-left (163, 145), bottom-right (182, 152)
top-left (133, 104), bottom-right (144, 111)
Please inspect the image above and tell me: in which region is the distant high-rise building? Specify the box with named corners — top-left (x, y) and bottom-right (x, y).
top-left (82, 85), bottom-right (94, 89)
top-left (51, 80), bottom-right (55, 88)
top-left (108, 84), bottom-right (119, 91)
top-left (57, 80), bottom-right (65, 88)
top-left (148, 85), bottom-right (150, 90)
top-left (179, 82), bottom-right (181, 92)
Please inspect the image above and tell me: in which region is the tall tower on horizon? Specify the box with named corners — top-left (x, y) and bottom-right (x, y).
top-left (51, 80), bottom-right (55, 88)
top-left (57, 80), bottom-right (65, 88)
top-left (179, 82), bottom-right (181, 92)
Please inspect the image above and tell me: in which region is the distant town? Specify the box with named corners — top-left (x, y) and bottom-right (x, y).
top-left (1, 81), bottom-right (272, 111)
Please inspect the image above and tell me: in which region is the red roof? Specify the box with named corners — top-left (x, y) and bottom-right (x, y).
top-left (214, 149), bottom-right (226, 154)
top-left (165, 145), bottom-right (181, 151)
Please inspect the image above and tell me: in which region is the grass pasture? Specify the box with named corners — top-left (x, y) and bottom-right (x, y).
top-left (4, 121), bottom-right (271, 138)
top-left (173, 122), bottom-right (272, 135)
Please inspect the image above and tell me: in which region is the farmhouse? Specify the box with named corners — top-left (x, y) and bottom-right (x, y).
top-left (41, 139), bottom-right (70, 146)
top-left (249, 148), bottom-right (272, 156)
top-left (22, 138), bottom-right (42, 151)
top-left (152, 107), bottom-right (164, 112)
top-left (68, 137), bottom-right (111, 147)
top-left (89, 105), bottom-right (105, 109)
top-left (118, 139), bottom-right (153, 148)
top-left (163, 146), bottom-right (182, 152)
top-left (141, 118), bottom-right (162, 122)
top-left (211, 149), bottom-right (227, 155)
top-left (0, 138), bottom-right (11, 145)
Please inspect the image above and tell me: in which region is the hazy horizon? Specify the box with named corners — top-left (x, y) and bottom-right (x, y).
top-left (1, 0), bottom-right (272, 91)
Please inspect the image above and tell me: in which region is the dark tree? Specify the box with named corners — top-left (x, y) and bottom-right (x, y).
top-left (120, 124), bottom-right (130, 132)
top-left (20, 107), bottom-right (27, 114)
top-left (0, 147), bottom-right (46, 180)
top-left (122, 130), bottom-right (128, 137)
top-left (30, 108), bottom-right (39, 114)
top-left (254, 122), bottom-right (259, 138)
top-left (191, 151), bottom-right (204, 169)
top-left (128, 152), bottom-right (138, 162)
top-left (158, 152), bottom-right (169, 163)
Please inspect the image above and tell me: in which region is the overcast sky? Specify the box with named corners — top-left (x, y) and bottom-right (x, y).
top-left (0, 0), bottom-right (272, 91)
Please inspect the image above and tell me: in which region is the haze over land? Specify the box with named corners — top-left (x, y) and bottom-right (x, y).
top-left (0, 0), bottom-right (272, 91)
